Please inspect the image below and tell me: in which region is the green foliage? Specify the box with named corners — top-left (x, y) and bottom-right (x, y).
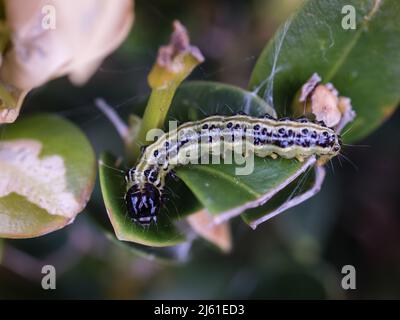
top-left (171, 82), bottom-right (310, 222)
top-left (3, 0), bottom-right (400, 253)
top-left (99, 0), bottom-right (400, 248)
top-left (0, 114), bottom-right (96, 238)
top-left (249, 0), bottom-right (400, 142)
top-left (99, 152), bottom-right (200, 247)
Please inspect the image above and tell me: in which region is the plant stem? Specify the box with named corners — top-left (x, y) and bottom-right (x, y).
top-left (126, 20), bottom-right (204, 164)
top-left (129, 84), bottom-right (178, 163)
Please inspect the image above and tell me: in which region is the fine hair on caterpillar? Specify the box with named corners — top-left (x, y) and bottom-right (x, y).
top-left (124, 113), bottom-right (342, 226)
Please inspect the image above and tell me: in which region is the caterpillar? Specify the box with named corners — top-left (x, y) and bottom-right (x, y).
top-left (125, 113), bottom-right (342, 226)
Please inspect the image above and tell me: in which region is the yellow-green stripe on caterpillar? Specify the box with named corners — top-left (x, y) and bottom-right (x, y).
top-left (125, 113), bottom-right (342, 226)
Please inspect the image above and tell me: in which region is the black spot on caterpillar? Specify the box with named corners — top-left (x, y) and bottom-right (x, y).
top-left (125, 114), bottom-right (342, 226)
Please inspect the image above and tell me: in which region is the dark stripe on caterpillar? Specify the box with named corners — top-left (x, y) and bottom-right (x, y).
top-left (125, 114), bottom-right (342, 226)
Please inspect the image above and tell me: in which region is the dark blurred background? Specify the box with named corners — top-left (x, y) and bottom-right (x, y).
top-left (1, 0), bottom-right (400, 299)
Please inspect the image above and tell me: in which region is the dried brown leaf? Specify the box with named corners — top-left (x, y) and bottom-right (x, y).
top-left (187, 210), bottom-right (232, 252)
top-left (0, 0), bottom-right (134, 123)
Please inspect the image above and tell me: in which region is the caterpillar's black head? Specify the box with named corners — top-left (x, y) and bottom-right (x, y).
top-left (125, 183), bottom-right (161, 226)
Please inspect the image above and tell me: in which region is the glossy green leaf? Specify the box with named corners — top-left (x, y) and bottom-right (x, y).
top-left (0, 114), bottom-right (96, 238)
top-left (241, 167), bottom-right (321, 228)
top-left (166, 81), bottom-right (276, 123)
top-left (100, 81), bottom-right (323, 247)
top-left (249, 0), bottom-right (400, 142)
top-left (90, 205), bottom-right (193, 264)
top-left (177, 157), bottom-right (315, 222)
top-left (99, 81), bottom-right (282, 247)
top-left (99, 152), bottom-right (201, 247)
top-left (168, 81), bottom-right (315, 223)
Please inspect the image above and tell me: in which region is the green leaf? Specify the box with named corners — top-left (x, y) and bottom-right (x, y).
top-left (99, 81), bottom-right (320, 247)
top-left (99, 152), bottom-right (201, 247)
top-left (99, 81), bottom-right (281, 247)
top-left (166, 81), bottom-right (276, 122)
top-left (241, 166), bottom-right (324, 228)
top-left (177, 157), bottom-right (316, 222)
top-left (249, 0), bottom-right (400, 142)
top-left (168, 81), bottom-right (316, 223)
top-left (90, 206), bottom-right (193, 264)
top-left (0, 114), bottom-right (96, 238)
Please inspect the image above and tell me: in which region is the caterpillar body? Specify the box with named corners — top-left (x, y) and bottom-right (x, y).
top-left (125, 113), bottom-right (342, 226)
